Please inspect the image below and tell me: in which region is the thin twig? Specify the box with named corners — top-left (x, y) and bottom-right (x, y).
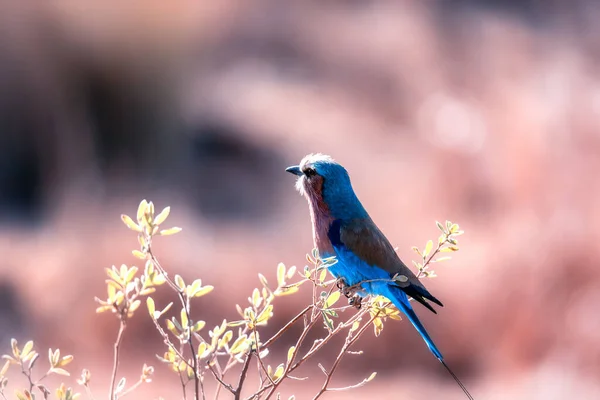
top-left (178, 371), bottom-right (188, 400)
top-left (253, 329), bottom-right (275, 387)
top-left (109, 320), bottom-right (127, 400)
top-left (120, 379), bottom-right (144, 398)
top-left (207, 363), bottom-right (236, 395)
top-left (262, 305), bottom-right (312, 349)
top-left (249, 302), bottom-right (373, 400)
top-left (149, 248), bottom-right (201, 400)
top-left (312, 311), bottom-right (379, 399)
top-left (233, 352), bottom-right (253, 400)
top-left (83, 384), bottom-right (96, 400)
top-left (416, 234), bottom-right (449, 279)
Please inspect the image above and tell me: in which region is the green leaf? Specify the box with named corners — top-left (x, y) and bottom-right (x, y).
top-left (324, 291), bottom-right (340, 308)
top-left (153, 207), bottom-right (171, 226)
top-left (147, 297), bottom-right (156, 318)
top-left (159, 227), bottom-right (182, 236)
top-left (287, 346), bottom-right (296, 364)
top-left (121, 214), bottom-right (142, 232)
top-left (277, 263), bottom-right (286, 286)
top-left (193, 286), bottom-right (214, 298)
top-left (174, 275), bottom-right (185, 290)
top-left (423, 240), bottom-right (433, 258)
top-left (436, 221), bottom-right (445, 233)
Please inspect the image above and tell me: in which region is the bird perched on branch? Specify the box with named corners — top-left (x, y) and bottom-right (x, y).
top-left (286, 153), bottom-right (473, 399)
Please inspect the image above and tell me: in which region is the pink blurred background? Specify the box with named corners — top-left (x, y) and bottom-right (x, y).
top-left (1, 0), bottom-right (599, 398)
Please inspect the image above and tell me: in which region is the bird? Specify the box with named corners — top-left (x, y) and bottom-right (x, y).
top-left (286, 153), bottom-right (473, 399)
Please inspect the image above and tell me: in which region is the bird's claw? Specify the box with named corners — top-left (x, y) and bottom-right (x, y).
top-left (349, 295), bottom-right (363, 310)
top-left (336, 278), bottom-right (356, 298)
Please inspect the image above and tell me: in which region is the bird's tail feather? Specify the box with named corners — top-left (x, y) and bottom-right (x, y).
top-left (386, 287), bottom-right (443, 359)
top-left (440, 359), bottom-right (474, 400)
top-left (386, 287), bottom-right (475, 400)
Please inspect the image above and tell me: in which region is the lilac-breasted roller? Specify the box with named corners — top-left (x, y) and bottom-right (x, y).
top-left (286, 153), bottom-right (473, 399)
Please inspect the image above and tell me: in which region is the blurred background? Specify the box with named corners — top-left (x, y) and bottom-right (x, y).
top-left (1, 0), bottom-right (599, 398)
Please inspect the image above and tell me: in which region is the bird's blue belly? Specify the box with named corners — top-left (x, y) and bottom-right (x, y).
top-left (324, 248), bottom-right (391, 296)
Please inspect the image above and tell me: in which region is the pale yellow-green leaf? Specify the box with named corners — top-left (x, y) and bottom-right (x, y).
top-left (153, 207), bottom-right (171, 226)
top-left (180, 309), bottom-right (189, 328)
top-left (119, 264), bottom-right (128, 279)
top-left (137, 200), bottom-right (148, 223)
top-left (166, 320), bottom-right (179, 335)
top-left (20, 341), bottom-right (33, 360)
top-left (174, 275), bottom-right (185, 290)
top-left (287, 346), bottom-right (296, 364)
top-left (438, 233), bottom-right (447, 245)
top-left (160, 302), bottom-right (173, 316)
top-left (124, 266), bottom-right (138, 283)
top-left (115, 377), bottom-right (126, 393)
top-left (235, 304), bottom-right (244, 317)
top-left (129, 299), bottom-right (141, 313)
top-left (229, 335), bottom-right (248, 355)
top-left (319, 269), bottom-right (327, 283)
top-left (286, 266), bottom-right (297, 280)
top-left (433, 256), bottom-right (451, 263)
top-left (274, 285), bottom-right (299, 296)
top-left (258, 273), bottom-right (269, 289)
top-left (197, 342), bottom-right (209, 359)
top-left (218, 331), bottom-right (233, 349)
top-left (436, 220), bottom-right (445, 233)
top-left (440, 246), bottom-right (459, 252)
top-left (15, 390), bottom-right (29, 400)
top-left (105, 268), bottom-right (122, 285)
top-left (193, 285), bottom-right (213, 298)
top-left (251, 288), bottom-right (262, 309)
top-left (121, 214), bottom-right (142, 232)
top-left (159, 227), bottom-right (182, 236)
top-left (256, 305), bottom-right (273, 324)
top-left (423, 240), bottom-right (433, 258)
top-left (304, 267), bottom-right (311, 279)
top-left (147, 297), bottom-right (156, 318)
top-left (366, 372), bottom-right (377, 382)
top-left (50, 367), bottom-right (70, 376)
top-left (449, 223), bottom-right (459, 234)
top-left (277, 263), bottom-right (286, 286)
top-left (0, 360), bottom-right (9, 376)
top-left (272, 364), bottom-right (284, 381)
top-left (10, 339), bottom-right (19, 358)
top-left (324, 291), bottom-right (340, 308)
top-left (58, 355), bottom-right (73, 367)
top-left (192, 321), bottom-right (206, 332)
top-left (95, 305), bottom-right (113, 313)
top-left (132, 250), bottom-right (146, 260)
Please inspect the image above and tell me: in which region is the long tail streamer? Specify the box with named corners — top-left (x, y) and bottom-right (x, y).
top-left (440, 359), bottom-right (474, 400)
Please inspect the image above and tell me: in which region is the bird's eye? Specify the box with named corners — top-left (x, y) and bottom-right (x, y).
top-left (304, 168), bottom-right (317, 178)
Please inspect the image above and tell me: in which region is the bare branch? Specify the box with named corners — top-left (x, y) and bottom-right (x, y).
top-left (233, 352), bottom-right (253, 400)
top-left (109, 320), bottom-right (127, 400)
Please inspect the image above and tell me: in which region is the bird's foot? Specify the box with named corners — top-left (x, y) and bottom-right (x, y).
top-left (349, 295), bottom-right (363, 310)
top-left (336, 278), bottom-right (357, 298)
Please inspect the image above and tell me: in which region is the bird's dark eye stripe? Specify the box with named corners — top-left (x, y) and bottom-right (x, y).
top-left (303, 168), bottom-right (317, 177)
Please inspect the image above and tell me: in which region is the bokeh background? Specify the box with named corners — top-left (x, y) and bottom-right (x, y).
top-left (1, 0), bottom-right (600, 398)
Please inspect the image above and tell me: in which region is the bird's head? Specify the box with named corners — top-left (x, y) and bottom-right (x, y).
top-left (286, 153), bottom-right (366, 219)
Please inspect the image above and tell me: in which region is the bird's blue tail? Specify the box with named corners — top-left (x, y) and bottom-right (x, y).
top-left (384, 286), bottom-right (474, 399)
top-left (385, 286), bottom-right (443, 360)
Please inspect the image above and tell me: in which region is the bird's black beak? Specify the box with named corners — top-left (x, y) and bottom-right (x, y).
top-left (285, 166), bottom-right (303, 176)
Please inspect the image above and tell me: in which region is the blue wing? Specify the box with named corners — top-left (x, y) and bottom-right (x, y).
top-left (328, 218), bottom-right (443, 313)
